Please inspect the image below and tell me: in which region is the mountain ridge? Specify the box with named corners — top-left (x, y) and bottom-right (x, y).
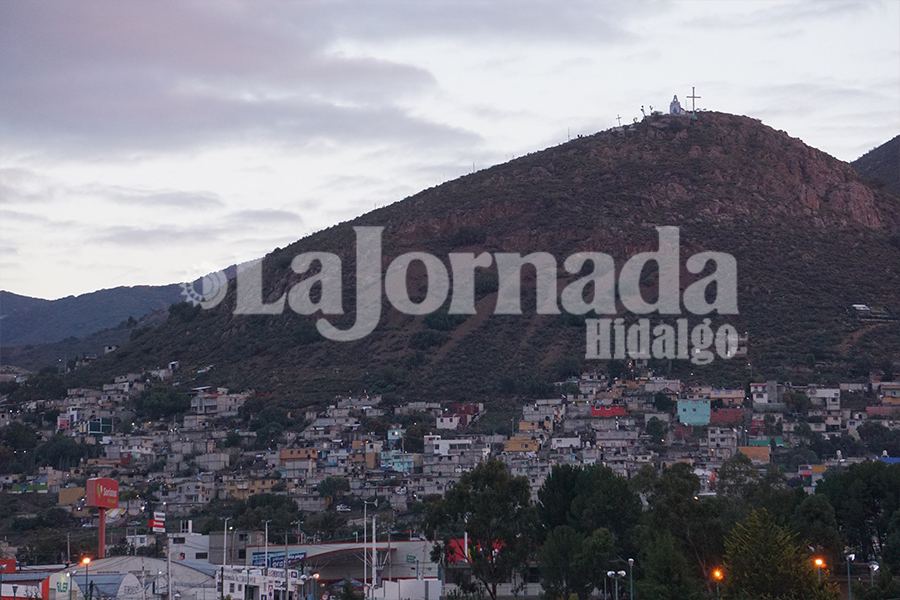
top-left (0, 285), bottom-right (183, 347)
top-left (58, 113), bottom-right (900, 401)
top-left (852, 134), bottom-right (900, 197)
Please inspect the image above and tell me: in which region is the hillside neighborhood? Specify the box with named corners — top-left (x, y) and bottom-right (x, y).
top-left (1, 356), bottom-right (900, 599)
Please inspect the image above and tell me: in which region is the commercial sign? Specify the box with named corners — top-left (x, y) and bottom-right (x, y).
top-left (85, 478), bottom-right (119, 509)
top-left (149, 511), bottom-right (166, 533)
top-left (250, 550), bottom-right (306, 568)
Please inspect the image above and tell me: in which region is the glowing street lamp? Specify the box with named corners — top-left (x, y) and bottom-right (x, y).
top-left (814, 557), bottom-right (826, 583)
top-left (711, 567), bottom-right (724, 600)
top-left (81, 557), bottom-right (92, 600)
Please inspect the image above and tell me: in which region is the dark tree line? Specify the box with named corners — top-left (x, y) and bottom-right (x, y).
top-left (424, 458), bottom-right (900, 600)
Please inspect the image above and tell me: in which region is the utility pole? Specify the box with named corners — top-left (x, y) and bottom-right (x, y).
top-left (166, 534), bottom-right (172, 600)
top-left (264, 520), bottom-right (271, 572)
top-left (222, 518), bottom-right (231, 567)
top-left (371, 515), bottom-right (377, 599)
top-left (284, 534), bottom-right (290, 600)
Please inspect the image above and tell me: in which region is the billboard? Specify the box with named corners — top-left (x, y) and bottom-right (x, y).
top-left (250, 550), bottom-right (306, 568)
top-left (85, 477), bottom-right (119, 509)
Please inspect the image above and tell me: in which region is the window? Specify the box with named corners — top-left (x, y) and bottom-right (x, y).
top-left (195, 552), bottom-right (208, 559)
top-left (173, 537), bottom-right (185, 544)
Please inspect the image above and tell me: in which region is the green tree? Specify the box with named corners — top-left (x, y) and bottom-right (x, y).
top-left (637, 530), bottom-right (703, 600)
top-left (724, 510), bottom-right (838, 600)
top-left (577, 528), bottom-right (617, 598)
top-left (640, 463), bottom-right (726, 580)
top-left (816, 462), bottom-right (900, 558)
top-left (792, 494), bottom-right (842, 563)
top-left (317, 477), bottom-right (350, 500)
top-left (1, 422), bottom-right (39, 450)
top-left (135, 386), bottom-right (190, 419)
top-left (566, 465), bottom-right (641, 549)
top-left (539, 526), bottom-right (590, 600)
top-left (424, 460), bottom-right (534, 600)
top-left (716, 454), bottom-right (760, 501)
top-left (536, 464), bottom-right (583, 533)
top-left (645, 417), bottom-right (668, 443)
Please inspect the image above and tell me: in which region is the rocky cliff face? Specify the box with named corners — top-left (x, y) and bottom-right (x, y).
top-left (76, 112), bottom-right (900, 402)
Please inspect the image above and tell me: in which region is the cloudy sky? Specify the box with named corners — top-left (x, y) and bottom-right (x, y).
top-left (1, 0), bottom-right (898, 299)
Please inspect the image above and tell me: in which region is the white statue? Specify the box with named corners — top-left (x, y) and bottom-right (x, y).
top-left (669, 95), bottom-right (685, 115)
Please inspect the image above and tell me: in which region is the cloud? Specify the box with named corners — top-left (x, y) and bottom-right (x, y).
top-left (682, 0), bottom-right (876, 29)
top-left (0, 168), bottom-right (57, 205)
top-left (91, 224), bottom-right (226, 246)
top-left (79, 184), bottom-right (225, 210)
top-left (226, 208), bottom-right (304, 225)
top-left (0, 2), bottom-right (484, 158)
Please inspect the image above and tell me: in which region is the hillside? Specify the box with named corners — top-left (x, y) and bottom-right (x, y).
top-left (0, 285), bottom-right (183, 346)
top-left (74, 112), bottom-right (900, 402)
top-left (853, 135), bottom-right (900, 196)
top-left (0, 309), bottom-right (167, 371)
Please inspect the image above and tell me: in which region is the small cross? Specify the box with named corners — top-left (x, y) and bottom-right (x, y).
top-left (616, 114), bottom-right (622, 127)
top-left (687, 86), bottom-right (701, 112)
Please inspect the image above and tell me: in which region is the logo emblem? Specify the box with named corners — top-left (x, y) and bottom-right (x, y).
top-left (181, 270), bottom-right (229, 309)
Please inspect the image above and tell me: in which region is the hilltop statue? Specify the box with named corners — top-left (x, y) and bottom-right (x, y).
top-left (669, 95), bottom-right (685, 115)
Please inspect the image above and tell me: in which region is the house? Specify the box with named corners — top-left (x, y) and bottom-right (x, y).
top-left (707, 427), bottom-right (738, 460)
top-left (677, 399), bottom-right (711, 426)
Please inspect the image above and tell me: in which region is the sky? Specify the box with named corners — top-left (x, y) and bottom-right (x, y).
top-left (1, 0), bottom-right (898, 300)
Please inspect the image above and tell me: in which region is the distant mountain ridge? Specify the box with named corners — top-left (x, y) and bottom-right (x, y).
top-left (0, 285), bottom-right (183, 346)
top-left (852, 135), bottom-right (900, 197)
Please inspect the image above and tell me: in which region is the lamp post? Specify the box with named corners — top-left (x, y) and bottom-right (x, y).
top-left (223, 518), bottom-right (231, 567)
top-left (711, 567), bottom-right (724, 600)
top-left (627, 558), bottom-right (634, 600)
top-left (606, 571), bottom-right (625, 600)
top-left (363, 499), bottom-right (378, 599)
top-left (814, 557), bottom-right (825, 584)
top-left (868, 562), bottom-right (879, 587)
top-left (81, 557), bottom-right (92, 600)
top-left (846, 553), bottom-right (855, 600)
top-left (264, 520), bottom-right (272, 572)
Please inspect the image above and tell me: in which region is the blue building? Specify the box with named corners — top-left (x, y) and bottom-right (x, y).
top-left (677, 399), bottom-right (711, 426)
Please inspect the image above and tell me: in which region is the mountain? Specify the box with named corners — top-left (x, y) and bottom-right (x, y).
top-left (0, 285), bottom-right (183, 346)
top-left (853, 135), bottom-right (900, 196)
top-left (0, 309), bottom-right (167, 372)
top-left (74, 112), bottom-right (900, 402)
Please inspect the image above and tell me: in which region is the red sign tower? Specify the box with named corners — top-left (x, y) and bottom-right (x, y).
top-left (85, 478), bottom-right (119, 558)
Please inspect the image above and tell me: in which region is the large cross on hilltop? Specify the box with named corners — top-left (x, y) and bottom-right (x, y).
top-left (687, 86), bottom-right (701, 112)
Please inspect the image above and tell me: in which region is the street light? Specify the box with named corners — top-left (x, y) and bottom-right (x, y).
top-left (223, 518), bottom-right (232, 566)
top-left (606, 570), bottom-right (626, 600)
top-left (814, 557), bottom-right (826, 583)
top-left (846, 553), bottom-right (855, 600)
top-left (711, 567), bottom-right (724, 600)
top-left (868, 561), bottom-right (879, 587)
top-left (627, 559), bottom-right (634, 600)
top-left (263, 520), bottom-right (272, 571)
top-left (81, 557), bottom-right (92, 600)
